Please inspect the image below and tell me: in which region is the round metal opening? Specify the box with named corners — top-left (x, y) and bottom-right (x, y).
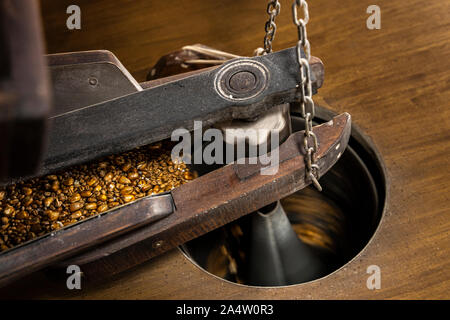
top-left (180, 105), bottom-right (387, 287)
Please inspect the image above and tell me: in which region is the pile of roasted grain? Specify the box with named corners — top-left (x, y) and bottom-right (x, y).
top-left (0, 141), bottom-right (195, 252)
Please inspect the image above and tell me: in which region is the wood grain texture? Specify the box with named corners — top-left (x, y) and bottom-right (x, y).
top-left (0, 0), bottom-right (448, 299)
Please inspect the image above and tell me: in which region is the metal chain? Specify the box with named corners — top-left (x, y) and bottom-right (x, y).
top-left (263, 0), bottom-right (281, 54)
top-left (258, 0), bottom-right (321, 190)
top-left (292, 0), bottom-right (322, 191)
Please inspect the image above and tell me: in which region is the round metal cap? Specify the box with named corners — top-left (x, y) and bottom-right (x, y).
top-left (214, 60), bottom-right (269, 101)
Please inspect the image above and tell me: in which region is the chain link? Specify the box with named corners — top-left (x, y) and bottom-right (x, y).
top-left (263, 0), bottom-right (281, 54)
top-left (292, 0), bottom-right (322, 191)
top-left (258, 0), bottom-right (322, 191)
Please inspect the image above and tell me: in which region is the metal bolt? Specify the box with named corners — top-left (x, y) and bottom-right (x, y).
top-left (152, 240), bottom-right (164, 249)
top-left (88, 77), bottom-right (98, 86)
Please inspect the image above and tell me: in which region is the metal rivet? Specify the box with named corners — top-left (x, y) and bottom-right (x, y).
top-left (152, 240), bottom-right (164, 249)
top-left (88, 77), bottom-right (98, 86)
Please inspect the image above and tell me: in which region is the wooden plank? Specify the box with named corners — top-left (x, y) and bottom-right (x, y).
top-left (0, 194), bottom-right (174, 286)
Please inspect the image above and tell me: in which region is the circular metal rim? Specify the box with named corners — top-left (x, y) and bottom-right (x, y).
top-left (214, 59), bottom-right (269, 101)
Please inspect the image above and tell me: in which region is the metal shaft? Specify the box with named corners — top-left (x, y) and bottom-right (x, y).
top-left (247, 201), bottom-right (327, 286)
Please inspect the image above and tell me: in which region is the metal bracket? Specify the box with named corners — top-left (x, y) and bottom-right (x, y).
top-left (40, 47), bottom-right (321, 179)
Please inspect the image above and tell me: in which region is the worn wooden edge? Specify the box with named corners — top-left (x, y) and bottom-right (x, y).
top-left (0, 193), bottom-right (174, 287)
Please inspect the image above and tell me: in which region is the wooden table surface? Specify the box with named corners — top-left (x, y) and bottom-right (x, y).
top-left (1, 0), bottom-right (449, 299)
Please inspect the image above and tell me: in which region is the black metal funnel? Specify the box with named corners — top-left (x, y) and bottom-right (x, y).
top-left (246, 201), bottom-right (327, 286)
